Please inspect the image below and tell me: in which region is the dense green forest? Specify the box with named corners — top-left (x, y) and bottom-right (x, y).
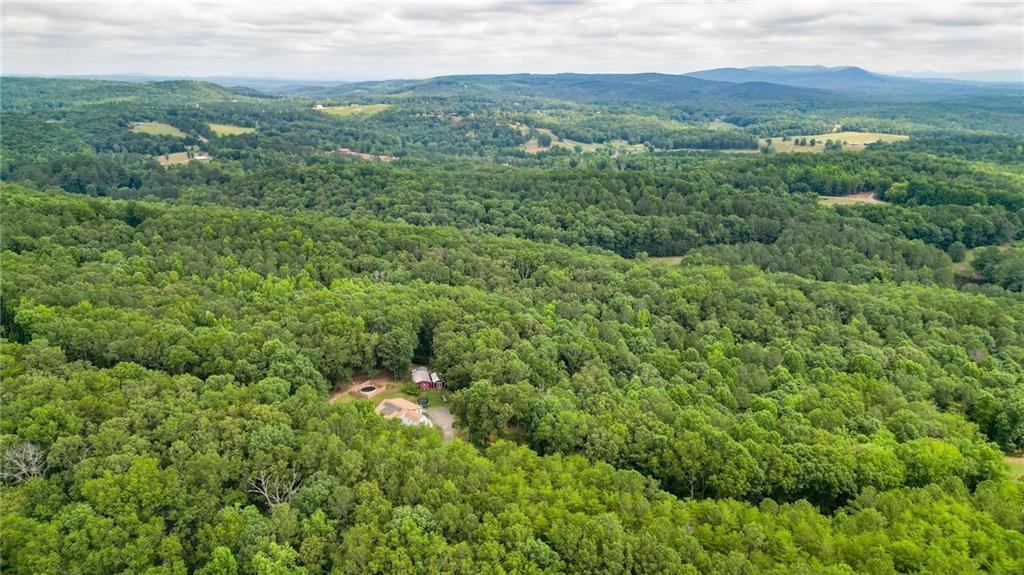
top-left (2, 75), bottom-right (1023, 574)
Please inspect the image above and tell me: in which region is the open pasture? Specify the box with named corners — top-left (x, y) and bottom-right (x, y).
top-left (1005, 455), bottom-right (1024, 479)
top-left (131, 121), bottom-right (187, 137)
top-left (522, 126), bottom-right (645, 155)
top-left (209, 123), bottom-right (256, 136)
top-left (647, 255), bottom-right (684, 266)
top-left (322, 103), bottom-right (391, 116)
top-left (155, 148), bottom-right (211, 166)
top-left (764, 131), bottom-right (908, 153)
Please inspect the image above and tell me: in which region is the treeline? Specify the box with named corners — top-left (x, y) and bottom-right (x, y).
top-left (871, 133), bottom-right (1024, 163)
top-left (8, 150), bottom-right (1023, 286)
top-left (523, 110), bottom-right (758, 150)
top-left (970, 245), bottom-right (1024, 290)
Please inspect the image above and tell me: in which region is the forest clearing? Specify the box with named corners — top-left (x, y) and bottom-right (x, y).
top-left (131, 121), bottom-right (186, 137)
top-left (155, 149), bottom-right (211, 166)
top-left (765, 131), bottom-right (908, 152)
top-left (1006, 455), bottom-right (1024, 479)
top-left (322, 103), bottom-right (391, 116)
top-left (819, 192), bottom-right (887, 205)
top-left (522, 125), bottom-right (646, 154)
top-left (209, 122), bottom-right (256, 136)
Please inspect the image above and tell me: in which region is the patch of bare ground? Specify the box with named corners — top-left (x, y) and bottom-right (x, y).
top-left (334, 147), bottom-right (395, 162)
top-left (819, 192), bottom-right (887, 206)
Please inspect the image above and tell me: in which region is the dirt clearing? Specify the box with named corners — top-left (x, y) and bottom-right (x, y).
top-left (819, 192), bottom-right (887, 206)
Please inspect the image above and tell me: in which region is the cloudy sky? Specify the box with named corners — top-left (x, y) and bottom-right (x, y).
top-left (3, 1), bottom-right (1022, 80)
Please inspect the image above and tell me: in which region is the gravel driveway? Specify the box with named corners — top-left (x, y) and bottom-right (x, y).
top-left (427, 406), bottom-right (455, 442)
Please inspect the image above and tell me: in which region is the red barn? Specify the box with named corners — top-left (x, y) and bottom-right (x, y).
top-left (412, 366), bottom-right (432, 390)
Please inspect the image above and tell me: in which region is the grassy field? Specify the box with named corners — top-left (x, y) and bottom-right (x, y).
top-left (322, 103), bottom-right (391, 116)
top-left (333, 147), bottom-right (395, 162)
top-left (132, 121), bottom-right (187, 137)
top-left (209, 123), bottom-right (256, 136)
top-left (708, 119), bottom-right (740, 130)
top-left (952, 248), bottom-right (980, 278)
top-left (521, 126), bottom-right (646, 155)
top-left (1005, 455), bottom-right (1024, 479)
top-left (952, 242), bottom-right (1017, 278)
top-left (155, 148), bottom-right (211, 166)
top-left (648, 255), bottom-right (684, 266)
top-left (819, 192), bottom-right (887, 206)
top-left (329, 372), bottom-right (449, 407)
top-left (764, 131), bottom-right (908, 153)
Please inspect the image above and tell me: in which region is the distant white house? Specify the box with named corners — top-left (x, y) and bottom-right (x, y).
top-left (312, 103), bottom-right (325, 110)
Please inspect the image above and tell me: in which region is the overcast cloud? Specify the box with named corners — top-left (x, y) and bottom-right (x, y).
top-left (3, 1), bottom-right (1022, 80)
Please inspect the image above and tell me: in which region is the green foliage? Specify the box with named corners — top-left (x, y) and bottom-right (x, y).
top-left (3, 76), bottom-right (1024, 573)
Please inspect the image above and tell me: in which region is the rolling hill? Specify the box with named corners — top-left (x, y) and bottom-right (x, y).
top-left (686, 65), bottom-right (1022, 96)
top-left (285, 72), bottom-right (846, 108)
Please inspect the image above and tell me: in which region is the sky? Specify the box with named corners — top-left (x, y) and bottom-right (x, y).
top-left (3, 1), bottom-right (1022, 81)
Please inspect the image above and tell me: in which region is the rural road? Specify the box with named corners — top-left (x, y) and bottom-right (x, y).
top-left (427, 407), bottom-right (455, 442)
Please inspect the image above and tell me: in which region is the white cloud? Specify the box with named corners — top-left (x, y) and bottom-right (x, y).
top-left (2, 1), bottom-right (1021, 79)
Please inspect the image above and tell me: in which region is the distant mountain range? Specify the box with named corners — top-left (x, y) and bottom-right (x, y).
top-left (27, 66), bottom-right (1022, 105)
top-left (893, 69), bottom-right (1024, 83)
top-left (282, 67), bottom-right (1022, 108)
top-left (685, 66), bottom-right (1023, 95)
top-left (42, 73), bottom-right (353, 94)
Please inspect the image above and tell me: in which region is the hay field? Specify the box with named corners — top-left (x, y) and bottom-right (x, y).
top-left (132, 122), bottom-right (186, 137)
top-left (209, 123), bottom-right (256, 136)
top-left (322, 104), bottom-right (391, 116)
top-left (764, 131), bottom-right (908, 153)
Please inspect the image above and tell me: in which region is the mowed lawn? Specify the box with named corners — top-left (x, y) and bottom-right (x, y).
top-left (764, 131), bottom-right (908, 153)
top-left (322, 103), bottom-right (391, 116)
top-left (209, 123), bottom-right (256, 136)
top-left (329, 371), bottom-right (448, 408)
top-left (132, 121), bottom-right (187, 137)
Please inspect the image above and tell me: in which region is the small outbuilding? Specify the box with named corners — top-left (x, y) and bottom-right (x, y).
top-left (412, 366), bottom-right (432, 390)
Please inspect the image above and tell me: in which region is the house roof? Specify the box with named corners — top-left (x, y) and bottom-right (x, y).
top-left (411, 366), bottom-right (431, 382)
top-left (375, 397), bottom-right (432, 426)
top-left (402, 411), bottom-right (426, 424)
top-left (376, 397), bottom-right (421, 418)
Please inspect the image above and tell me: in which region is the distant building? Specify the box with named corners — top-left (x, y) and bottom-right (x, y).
top-left (312, 103), bottom-right (325, 110)
top-left (375, 398), bottom-right (433, 427)
top-left (412, 366), bottom-right (432, 390)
